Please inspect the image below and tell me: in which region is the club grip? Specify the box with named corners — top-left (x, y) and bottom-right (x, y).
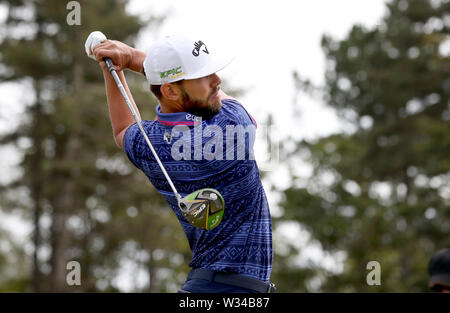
top-left (104, 58), bottom-right (115, 73)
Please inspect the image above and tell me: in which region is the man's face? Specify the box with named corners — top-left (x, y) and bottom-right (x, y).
top-left (179, 73), bottom-right (222, 120)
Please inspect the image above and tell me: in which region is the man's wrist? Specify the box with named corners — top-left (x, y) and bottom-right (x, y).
top-left (129, 48), bottom-right (146, 75)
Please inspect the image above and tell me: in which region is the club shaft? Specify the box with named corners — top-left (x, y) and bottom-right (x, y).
top-left (104, 58), bottom-right (181, 200)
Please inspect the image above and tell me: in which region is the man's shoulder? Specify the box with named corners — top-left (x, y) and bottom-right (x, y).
top-left (220, 98), bottom-right (245, 113)
top-left (125, 120), bottom-right (158, 137)
top-left (122, 120), bottom-right (159, 162)
top-left (220, 99), bottom-right (257, 128)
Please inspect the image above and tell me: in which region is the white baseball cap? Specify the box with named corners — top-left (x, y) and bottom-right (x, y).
top-left (143, 35), bottom-right (233, 85)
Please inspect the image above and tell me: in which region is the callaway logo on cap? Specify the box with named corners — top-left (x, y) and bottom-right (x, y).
top-left (143, 35), bottom-right (233, 85)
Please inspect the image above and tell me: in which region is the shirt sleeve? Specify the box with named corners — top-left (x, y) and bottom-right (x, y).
top-left (223, 99), bottom-right (257, 128)
top-left (210, 99), bottom-right (257, 163)
top-left (122, 122), bottom-right (140, 169)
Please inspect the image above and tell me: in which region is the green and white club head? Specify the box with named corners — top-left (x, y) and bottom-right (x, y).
top-left (178, 188), bottom-right (225, 230)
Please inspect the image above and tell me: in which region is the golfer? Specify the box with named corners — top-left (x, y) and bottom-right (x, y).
top-left (87, 34), bottom-right (274, 293)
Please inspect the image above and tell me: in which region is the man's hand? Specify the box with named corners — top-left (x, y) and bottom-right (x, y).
top-left (85, 31), bottom-right (146, 75)
top-left (85, 31), bottom-right (107, 60)
top-left (93, 40), bottom-right (137, 72)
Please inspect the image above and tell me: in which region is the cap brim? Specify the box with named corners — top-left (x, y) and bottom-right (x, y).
top-left (184, 54), bottom-right (234, 80)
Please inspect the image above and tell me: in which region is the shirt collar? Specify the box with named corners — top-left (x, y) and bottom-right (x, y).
top-left (155, 104), bottom-right (202, 126)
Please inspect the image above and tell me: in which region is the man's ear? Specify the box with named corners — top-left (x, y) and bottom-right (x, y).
top-left (161, 83), bottom-right (182, 101)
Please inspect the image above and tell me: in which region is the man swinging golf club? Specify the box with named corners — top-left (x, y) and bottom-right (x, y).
top-left (85, 31), bottom-right (275, 293)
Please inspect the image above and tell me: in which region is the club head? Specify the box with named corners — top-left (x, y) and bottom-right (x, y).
top-left (178, 188), bottom-right (225, 230)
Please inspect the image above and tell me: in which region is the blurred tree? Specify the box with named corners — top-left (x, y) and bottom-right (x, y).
top-left (277, 0), bottom-right (450, 292)
top-left (0, 0), bottom-right (191, 292)
top-left (0, 220), bottom-right (30, 292)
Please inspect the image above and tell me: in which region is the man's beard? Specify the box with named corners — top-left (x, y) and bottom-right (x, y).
top-left (181, 88), bottom-right (222, 120)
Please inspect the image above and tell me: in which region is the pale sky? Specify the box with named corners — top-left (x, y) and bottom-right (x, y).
top-left (0, 0), bottom-right (388, 292)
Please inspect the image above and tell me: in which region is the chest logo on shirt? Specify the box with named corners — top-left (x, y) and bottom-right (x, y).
top-left (163, 131), bottom-right (173, 144)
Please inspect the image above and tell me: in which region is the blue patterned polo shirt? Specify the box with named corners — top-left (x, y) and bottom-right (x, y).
top-left (123, 99), bottom-right (273, 282)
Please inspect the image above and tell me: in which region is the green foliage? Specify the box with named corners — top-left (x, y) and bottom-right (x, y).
top-left (280, 0), bottom-right (450, 292)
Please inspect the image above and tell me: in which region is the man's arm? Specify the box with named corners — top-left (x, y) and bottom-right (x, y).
top-left (93, 41), bottom-right (147, 148)
top-left (101, 67), bottom-right (137, 148)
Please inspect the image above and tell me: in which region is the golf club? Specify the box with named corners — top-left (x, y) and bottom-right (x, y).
top-left (86, 31), bottom-right (225, 230)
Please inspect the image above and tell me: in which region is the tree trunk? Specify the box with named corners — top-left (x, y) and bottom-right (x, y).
top-left (31, 81), bottom-right (43, 293)
top-left (49, 139), bottom-right (79, 292)
top-left (49, 199), bottom-right (70, 292)
top-left (147, 250), bottom-right (156, 293)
